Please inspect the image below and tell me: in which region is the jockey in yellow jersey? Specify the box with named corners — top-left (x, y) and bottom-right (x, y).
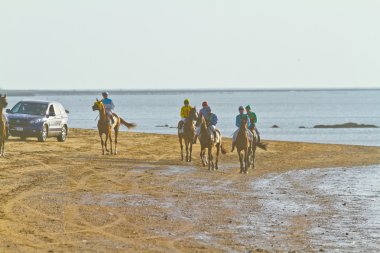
top-left (179, 99), bottom-right (192, 133)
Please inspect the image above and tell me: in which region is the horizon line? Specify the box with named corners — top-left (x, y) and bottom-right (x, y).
top-left (1, 87), bottom-right (380, 92)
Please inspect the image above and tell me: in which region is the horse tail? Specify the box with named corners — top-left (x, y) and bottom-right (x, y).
top-left (256, 142), bottom-right (267, 151)
top-left (220, 143), bottom-right (227, 154)
top-left (216, 130), bottom-right (227, 154)
top-left (119, 116), bottom-right (137, 129)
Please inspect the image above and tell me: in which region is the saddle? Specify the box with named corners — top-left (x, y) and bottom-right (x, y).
top-left (207, 127), bottom-right (221, 143)
top-left (106, 114), bottom-right (117, 127)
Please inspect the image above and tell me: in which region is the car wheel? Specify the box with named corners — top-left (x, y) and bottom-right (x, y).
top-left (20, 136), bottom-right (27, 141)
top-left (57, 126), bottom-right (67, 142)
top-left (38, 125), bottom-right (48, 142)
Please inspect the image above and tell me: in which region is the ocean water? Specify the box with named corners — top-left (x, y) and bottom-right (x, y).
top-left (5, 89), bottom-right (380, 146)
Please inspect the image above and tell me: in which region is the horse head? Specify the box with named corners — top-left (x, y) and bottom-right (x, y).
top-left (0, 94), bottom-right (8, 108)
top-left (240, 117), bottom-right (248, 130)
top-left (200, 115), bottom-right (208, 129)
top-left (92, 99), bottom-right (104, 112)
top-left (189, 106), bottom-right (198, 121)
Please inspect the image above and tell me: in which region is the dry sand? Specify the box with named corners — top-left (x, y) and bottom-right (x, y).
top-left (0, 128), bottom-right (379, 252)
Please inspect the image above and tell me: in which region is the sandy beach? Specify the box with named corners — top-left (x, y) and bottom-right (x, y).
top-left (0, 128), bottom-right (379, 252)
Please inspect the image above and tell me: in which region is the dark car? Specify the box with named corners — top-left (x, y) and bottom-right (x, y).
top-left (6, 100), bottom-right (69, 142)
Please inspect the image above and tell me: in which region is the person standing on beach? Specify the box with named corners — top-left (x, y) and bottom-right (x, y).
top-left (179, 99), bottom-right (193, 133)
top-left (231, 106), bottom-right (253, 151)
top-left (101, 92), bottom-right (115, 124)
top-left (246, 105), bottom-right (261, 143)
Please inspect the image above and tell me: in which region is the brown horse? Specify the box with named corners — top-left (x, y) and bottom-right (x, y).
top-left (235, 118), bottom-right (267, 173)
top-left (92, 99), bottom-right (136, 155)
top-left (235, 118), bottom-right (251, 173)
top-left (248, 124), bottom-right (267, 169)
top-left (198, 115), bottom-right (227, 171)
top-left (0, 94), bottom-right (8, 157)
top-left (178, 107), bottom-right (198, 162)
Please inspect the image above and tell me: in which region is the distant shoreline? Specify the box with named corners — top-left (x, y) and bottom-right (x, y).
top-left (1, 88), bottom-right (380, 96)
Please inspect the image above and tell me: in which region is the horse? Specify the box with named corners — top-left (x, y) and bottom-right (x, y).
top-left (198, 115), bottom-right (227, 171)
top-left (0, 94), bottom-right (8, 157)
top-left (92, 99), bottom-right (136, 155)
top-left (235, 118), bottom-right (267, 173)
top-left (248, 124), bottom-right (267, 169)
top-left (235, 117), bottom-right (251, 173)
top-left (178, 107), bottom-right (198, 162)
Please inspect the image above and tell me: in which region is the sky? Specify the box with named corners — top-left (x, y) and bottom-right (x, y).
top-left (1, 0), bottom-right (380, 90)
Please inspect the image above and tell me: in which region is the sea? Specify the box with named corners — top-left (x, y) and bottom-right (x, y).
top-left (4, 89), bottom-right (380, 146)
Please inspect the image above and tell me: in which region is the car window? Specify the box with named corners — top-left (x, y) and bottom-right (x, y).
top-left (11, 102), bottom-right (48, 116)
top-left (49, 105), bottom-right (56, 116)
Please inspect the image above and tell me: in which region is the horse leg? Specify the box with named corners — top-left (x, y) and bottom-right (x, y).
top-left (252, 145), bottom-right (257, 168)
top-left (179, 137), bottom-right (184, 161)
top-left (104, 131), bottom-right (110, 153)
top-left (189, 142), bottom-right (193, 162)
top-left (99, 133), bottom-right (105, 155)
top-left (0, 138), bottom-right (3, 157)
top-left (208, 148), bottom-right (212, 171)
top-left (238, 151), bottom-right (244, 173)
top-left (211, 148), bottom-right (215, 171)
top-left (215, 144), bottom-right (220, 170)
top-left (109, 132), bottom-right (113, 154)
top-left (244, 148), bottom-right (249, 174)
top-left (201, 148), bottom-right (206, 166)
top-left (2, 139), bottom-right (4, 156)
top-left (185, 139), bottom-right (189, 162)
top-left (114, 127), bottom-right (119, 155)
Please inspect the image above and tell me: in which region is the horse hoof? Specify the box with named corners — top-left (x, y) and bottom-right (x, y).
top-left (245, 171), bottom-right (248, 174)
top-left (239, 170), bottom-right (243, 174)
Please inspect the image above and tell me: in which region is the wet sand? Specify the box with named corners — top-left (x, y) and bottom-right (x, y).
top-left (0, 128), bottom-right (379, 252)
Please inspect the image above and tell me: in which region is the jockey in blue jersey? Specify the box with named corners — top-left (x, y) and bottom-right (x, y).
top-left (231, 106), bottom-right (254, 152)
top-left (101, 92), bottom-right (115, 124)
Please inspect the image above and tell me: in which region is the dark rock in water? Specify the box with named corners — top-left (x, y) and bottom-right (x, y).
top-left (299, 126), bottom-right (306, 128)
top-left (155, 124), bottom-right (169, 128)
top-left (271, 125), bottom-right (279, 128)
top-left (314, 122), bottom-right (379, 128)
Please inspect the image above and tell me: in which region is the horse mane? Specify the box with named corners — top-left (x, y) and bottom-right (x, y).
top-left (237, 118), bottom-right (249, 145)
top-left (200, 115), bottom-right (208, 131)
top-left (96, 101), bottom-right (108, 120)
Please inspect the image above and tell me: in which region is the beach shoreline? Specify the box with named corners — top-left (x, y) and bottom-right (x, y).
top-left (1, 128), bottom-right (379, 252)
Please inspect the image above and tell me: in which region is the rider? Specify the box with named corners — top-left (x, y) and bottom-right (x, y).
top-left (179, 99), bottom-right (193, 133)
top-left (194, 101), bottom-right (211, 143)
top-left (206, 107), bottom-right (218, 142)
top-left (245, 105), bottom-right (261, 143)
top-left (231, 106), bottom-right (254, 152)
top-left (101, 92), bottom-right (115, 124)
